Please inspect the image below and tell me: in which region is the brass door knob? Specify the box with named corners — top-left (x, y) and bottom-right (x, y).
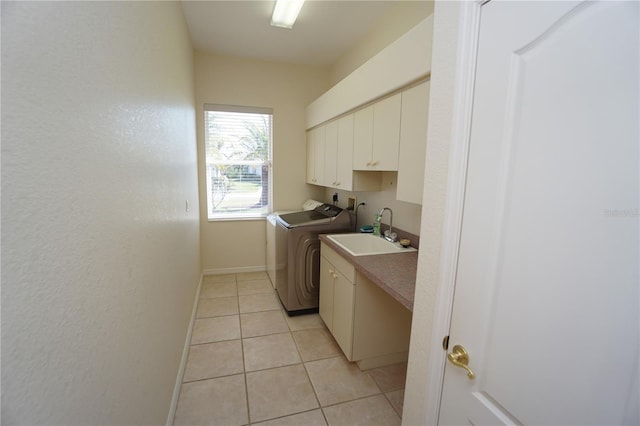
top-left (447, 345), bottom-right (475, 380)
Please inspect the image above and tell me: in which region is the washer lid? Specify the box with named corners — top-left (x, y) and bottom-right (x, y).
top-left (277, 204), bottom-right (343, 228)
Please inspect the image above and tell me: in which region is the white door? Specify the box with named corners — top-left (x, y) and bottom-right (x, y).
top-left (440, 1), bottom-right (639, 425)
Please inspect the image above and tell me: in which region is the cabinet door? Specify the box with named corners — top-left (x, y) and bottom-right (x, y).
top-left (324, 120), bottom-right (338, 187)
top-left (397, 81), bottom-right (430, 204)
top-left (353, 105), bottom-right (374, 170)
top-left (313, 125), bottom-right (326, 185)
top-left (319, 256), bottom-right (335, 331)
top-left (336, 114), bottom-right (354, 190)
top-left (306, 129), bottom-right (316, 184)
top-left (333, 269), bottom-right (355, 360)
top-left (372, 93), bottom-right (401, 170)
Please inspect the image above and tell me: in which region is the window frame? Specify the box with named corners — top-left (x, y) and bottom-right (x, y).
top-left (203, 103), bottom-right (273, 221)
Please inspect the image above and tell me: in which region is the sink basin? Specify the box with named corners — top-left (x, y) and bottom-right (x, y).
top-left (326, 233), bottom-right (417, 257)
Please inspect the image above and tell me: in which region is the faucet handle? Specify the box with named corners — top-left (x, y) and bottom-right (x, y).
top-left (384, 230), bottom-right (397, 242)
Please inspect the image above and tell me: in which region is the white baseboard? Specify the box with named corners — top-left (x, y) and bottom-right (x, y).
top-left (203, 265), bottom-right (266, 275)
top-left (356, 351), bottom-right (409, 371)
top-left (166, 273), bottom-right (203, 426)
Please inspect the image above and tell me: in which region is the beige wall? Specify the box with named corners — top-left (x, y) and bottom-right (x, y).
top-left (1, 2), bottom-right (200, 424)
top-left (195, 52), bottom-right (329, 273)
top-left (324, 173), bottom-right (423, 236)
top-left (331, 1), bottom-right (434, 85)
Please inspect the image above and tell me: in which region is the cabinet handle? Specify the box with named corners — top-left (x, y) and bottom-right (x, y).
top-left (371, 160), bottom-right (379, 166)
top-left (336, 182), bottom-right (340, 186)
top-left (366, 161), bottom-right (371, 166)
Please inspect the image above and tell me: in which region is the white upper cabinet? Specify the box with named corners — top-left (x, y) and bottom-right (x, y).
top-left (324, 120), bottom-right (339, 187)
top-left (320, 114), bottom-right (380, 192)
top-left (335, 115), bottom-right (354, 190)
top-left (372, 93), bottom-right (402, 170)
top-left (353, 93), bottom-right (402, 171)
top-left (308, 85), bottom-right (426, 193)
top-left (325, 115), bottom-right (355, 190)
top-left (397, 81), bottom-right (430, 204)
top-left (306, 126), bottom-right (325, 185)
top-left (306, 129), bottom-right (314, 184)
top-left (353, 105), bottom-right (374, 170)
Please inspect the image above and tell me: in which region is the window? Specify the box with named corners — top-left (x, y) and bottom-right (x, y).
top-left (204, 104), bottom-right (272, 220)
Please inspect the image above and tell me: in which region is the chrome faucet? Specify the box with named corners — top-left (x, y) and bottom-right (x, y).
top-left (377, 207), bottom-right (397, 242)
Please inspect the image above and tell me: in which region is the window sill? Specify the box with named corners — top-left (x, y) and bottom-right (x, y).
top-left (207, 216), bottom-right (266, 223)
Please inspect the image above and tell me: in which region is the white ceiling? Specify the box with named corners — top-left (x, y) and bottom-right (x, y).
top-left (181, 1), bottom-right (399, 66)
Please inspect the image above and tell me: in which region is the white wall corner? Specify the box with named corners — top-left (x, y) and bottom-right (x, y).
top-left (402, 2), bottom-right (483, 425)
top-left (306, 15), bottom-right (434, 129)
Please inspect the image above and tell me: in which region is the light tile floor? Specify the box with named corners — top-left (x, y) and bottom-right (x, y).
top-left (173, 272), bottom-right (407, 426)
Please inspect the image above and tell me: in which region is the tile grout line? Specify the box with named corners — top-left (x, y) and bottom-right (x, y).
top-left (300, 352), bottom-right (326, 424)
top-left (364, 367), bottom-right (405, 420)
top-left (189, 337), bottom-right (240, 347)
top-left (195, 308), bottom-right (240, 320)
top-left (250, 408), bottom-right (325, 426)
top-left (382, 389), bottom-right (404, 419)
top-left (235, 275), bottom-right (254, 426)
top-left (186, 276), bottom-right (404, 425)
top-left (320, 392), bottom-right (389, 409)
top-left (178, 273), bottom-right (274, 426)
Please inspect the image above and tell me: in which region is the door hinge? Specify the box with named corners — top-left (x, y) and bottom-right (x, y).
top-left (442, 335), bottom-right (450, 351)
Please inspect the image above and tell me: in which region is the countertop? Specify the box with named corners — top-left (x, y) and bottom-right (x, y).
top-left (319, 234), bottom-right (418, 311)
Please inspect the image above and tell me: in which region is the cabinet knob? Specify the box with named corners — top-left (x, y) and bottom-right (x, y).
top-left (371, 160), bottom-right (379, 166)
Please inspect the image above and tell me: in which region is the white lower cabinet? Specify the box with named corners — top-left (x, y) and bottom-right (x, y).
top-left (320, 245), bottom-right (355, 357)
top-left (319, 256), bottom-right (335, 331)
top-left (319, 242), bottom-right (412, 366)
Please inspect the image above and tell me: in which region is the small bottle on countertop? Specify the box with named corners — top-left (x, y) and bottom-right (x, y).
top-left (372, 213), bottom-right (381, 236)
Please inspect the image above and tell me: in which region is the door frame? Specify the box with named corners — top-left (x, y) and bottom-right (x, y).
top-left (422, 1), bottom-right (484, 423)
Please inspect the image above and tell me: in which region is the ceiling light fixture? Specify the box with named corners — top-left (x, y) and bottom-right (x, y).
top-left (271, 0), bottom-right (305, 29)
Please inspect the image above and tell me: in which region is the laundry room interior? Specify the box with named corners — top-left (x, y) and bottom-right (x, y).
top-left (3, 1), bottom-right (638, 425)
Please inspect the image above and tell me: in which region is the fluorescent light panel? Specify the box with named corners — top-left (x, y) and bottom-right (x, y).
top-left (271, 0), bottom-right (305, 29)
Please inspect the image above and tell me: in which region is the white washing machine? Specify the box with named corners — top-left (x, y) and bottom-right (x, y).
top-left (266, 199), bottom-right (322, 288)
